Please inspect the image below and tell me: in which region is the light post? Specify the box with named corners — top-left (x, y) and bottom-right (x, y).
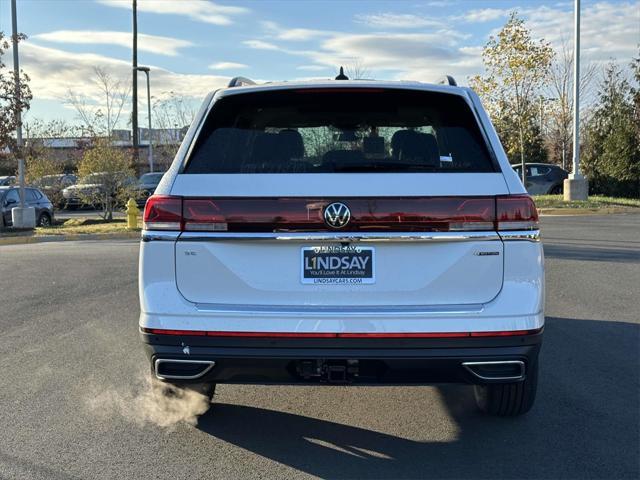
top-left (132, 0), bottom-right (139, 162)
top-left (538, 96), bottom-right (558, 136)
top-left (10, 0), bottom-right (35, 228)
top-left (564, 0), bottom-right (588, 200)
top-left (134, 66), bottom-right (153, 172)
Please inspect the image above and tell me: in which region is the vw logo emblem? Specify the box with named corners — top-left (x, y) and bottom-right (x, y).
top-left (323, 202), bottom-right (351, 228)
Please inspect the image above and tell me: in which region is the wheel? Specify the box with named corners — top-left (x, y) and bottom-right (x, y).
top-left (549, 184), bottom-right (563, 195)
top-left (473, 361), bottom-right (538, 416)
top-left (37, 212), bottom-right (52, 227)
top-left (160, 382), bottom-right (216, 402)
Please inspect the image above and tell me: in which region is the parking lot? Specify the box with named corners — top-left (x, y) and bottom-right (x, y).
top-left (1, 214), bottom-right (638, 479)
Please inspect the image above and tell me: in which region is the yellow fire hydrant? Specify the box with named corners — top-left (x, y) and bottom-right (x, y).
top-left (126, 198), bottom-right (139, 229)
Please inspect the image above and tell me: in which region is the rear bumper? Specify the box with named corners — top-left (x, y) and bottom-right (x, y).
top-left (141, 329), bottom-right (542, 385)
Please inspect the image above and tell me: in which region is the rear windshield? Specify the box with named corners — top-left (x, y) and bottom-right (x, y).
top-left (185, 89), bottom-right (496, 174)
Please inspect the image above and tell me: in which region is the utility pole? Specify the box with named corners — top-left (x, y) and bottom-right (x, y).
top-left (564, 0), bottom-right (588, 200)
top-left (132, 0), bottom-right (139, 162)
top-left (10, 0), bottom-right (35, 228)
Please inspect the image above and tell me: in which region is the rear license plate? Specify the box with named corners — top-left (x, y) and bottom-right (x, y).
top-left (301, 246), bottom-right (375, 284)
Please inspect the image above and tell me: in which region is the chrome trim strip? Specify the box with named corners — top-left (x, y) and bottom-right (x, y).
top-left (154, 359), bottom-right (216, 380)
top-left (141, 231), bottom-right (180, 242)
top-left (143, 230), bottom-right (538, 242)
top-left (194, 303), bottom-right (484, 316)
top-left (462, 360), bottom-right (525, 381)
top-left (178, 231), bottom-right (500, 243)
top-left (498, 230), bottom-right (540, 242)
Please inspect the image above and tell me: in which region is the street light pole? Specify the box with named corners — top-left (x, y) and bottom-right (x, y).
top-left (564, 0), bottom-right (588, 200)
top-left (539, 96), bottom-right (544, 134)
top-left (572, 0), bottom-right (581, 178)
top-left (134, 66), bottom-right (153, 172)
top-left (10, 0), bottom-right (34, 228)
top-left (11, 0), bottom-right (24, 209)
top-left (132, 0), bottom-right (139, 161)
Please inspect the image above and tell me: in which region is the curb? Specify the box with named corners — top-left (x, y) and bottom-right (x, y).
top-left (538, 207), bottom-right (639, 216)
top-left (0, 231), bottom-right (140, 246)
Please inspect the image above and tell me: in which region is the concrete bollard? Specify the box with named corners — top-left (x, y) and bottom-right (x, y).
top-left (126, 199), bottom-right (140, 229)
top-left (12, 206), bottom-right (36, 229)
top-left (564, 174), bottom-right (589, 201)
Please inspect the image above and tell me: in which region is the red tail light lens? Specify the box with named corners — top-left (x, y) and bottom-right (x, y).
top-left (496, 195), bottom-right (538, 230)
top-left (183, 199), bottom-right (229, 231)
top-left (179, 197), bottom-right (496, 232)
top-left (143, 195), bottom-right (183, 230)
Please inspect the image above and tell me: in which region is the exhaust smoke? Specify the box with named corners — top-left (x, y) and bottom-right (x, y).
top-left (86, 375), bottom-right (211, 428)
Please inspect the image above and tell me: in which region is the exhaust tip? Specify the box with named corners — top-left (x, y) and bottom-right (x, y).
top-left (154, 359), bottom-right (215, 380)
top-left (462, 360), bottom-right (525, 382)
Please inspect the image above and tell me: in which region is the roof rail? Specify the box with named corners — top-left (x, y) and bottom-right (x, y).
top-left (227, 76), bottom-right (256, 88)
top-left (438, 75), bottom-right (458, 87)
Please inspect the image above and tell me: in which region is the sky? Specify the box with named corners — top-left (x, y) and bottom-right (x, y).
top-left (0, 0), bottom-right (638, 131)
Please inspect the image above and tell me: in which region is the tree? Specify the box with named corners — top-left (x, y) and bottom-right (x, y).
top-left (469, 13), bottom-right (554, 180)
top-left (545, 39), bottom-right (596, 170)
top-left (77, 141), bottom-right (138, 220)
top-left (66, 67), bottom-right (130, 138)
top-left (345, 58), bottom-right (370, 80)
top-left (0, 31), bottom-right (32, 164)
top-left (151, 92), bottom-right (196, 169)
top-left (581, 59), bottom-right (640, 198)
top-left (23, 119), bottom-right (76, 207)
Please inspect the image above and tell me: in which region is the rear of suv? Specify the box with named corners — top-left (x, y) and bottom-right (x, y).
top-left (139, 75), bottom-right (544, 416)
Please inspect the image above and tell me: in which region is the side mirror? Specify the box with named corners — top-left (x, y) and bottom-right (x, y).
top-left (4, 198), bottom-right (17, 207)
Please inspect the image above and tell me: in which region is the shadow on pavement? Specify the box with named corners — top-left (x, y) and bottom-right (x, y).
top-left (544, 244), bottom-right (640, 263)
top-left (197, 317), bottom-right (639, 479)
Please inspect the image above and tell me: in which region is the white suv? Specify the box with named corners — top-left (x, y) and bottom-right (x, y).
top-left (139, 74), bottom-right (544, 416)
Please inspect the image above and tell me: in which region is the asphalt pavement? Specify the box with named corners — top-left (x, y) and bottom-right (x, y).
top-left (0, 214), bottom-right (638, 479)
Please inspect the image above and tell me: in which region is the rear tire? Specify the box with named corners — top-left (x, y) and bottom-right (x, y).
top-left (473, 361), bottom-right (538, 416)
top-left (549, 184), bottom-right (563, 195)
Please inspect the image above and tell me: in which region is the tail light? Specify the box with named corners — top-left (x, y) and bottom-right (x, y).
top-left (143, 195), bottom-right (182, 230)
top-left (496, 195), bottom-right (539, 230)
top-left (142, 195), bottom-right (538, 232)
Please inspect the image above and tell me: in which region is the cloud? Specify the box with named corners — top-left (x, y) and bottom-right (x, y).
top-left (320, 33), bottom-right (460, 63)
top-left (355, 13), bottom-right (445, 29)
top-left (97, 0), bottom-right (249, 26)
top-left (209, 62), bottom-right (248, 70)
top-left (261, 21), bottom-right (334, 41)
top-left (464, 8), bottom-right (511, 23)
top-left (296, 65), bottom-right (329, 71)
top-left (522, 1), bottom-right (639, 65)
top-left (289, 32), bottom-right (482, 84)
top-left (243, 40), bottom-right (280, 50)
top-left (33, 30), bottom-right (193, 56)
top-left (15, 42), bottom-right (229, 125)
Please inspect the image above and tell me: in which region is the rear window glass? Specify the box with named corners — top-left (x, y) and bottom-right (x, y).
top-left (185, 89), bottom-right (495, 174)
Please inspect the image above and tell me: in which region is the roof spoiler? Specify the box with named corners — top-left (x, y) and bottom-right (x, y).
top-left (438, 75), bottom-right (458, 87)
top-left (227, 76), bottom-right (256, 88)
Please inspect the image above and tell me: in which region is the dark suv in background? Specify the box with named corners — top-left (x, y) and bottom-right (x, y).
top-left (513, 163), bottom-right (568, 195)
top-left (135, 172), bottom-right (165, 206)
top-left (0, 186), bottom-right (54, 227)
